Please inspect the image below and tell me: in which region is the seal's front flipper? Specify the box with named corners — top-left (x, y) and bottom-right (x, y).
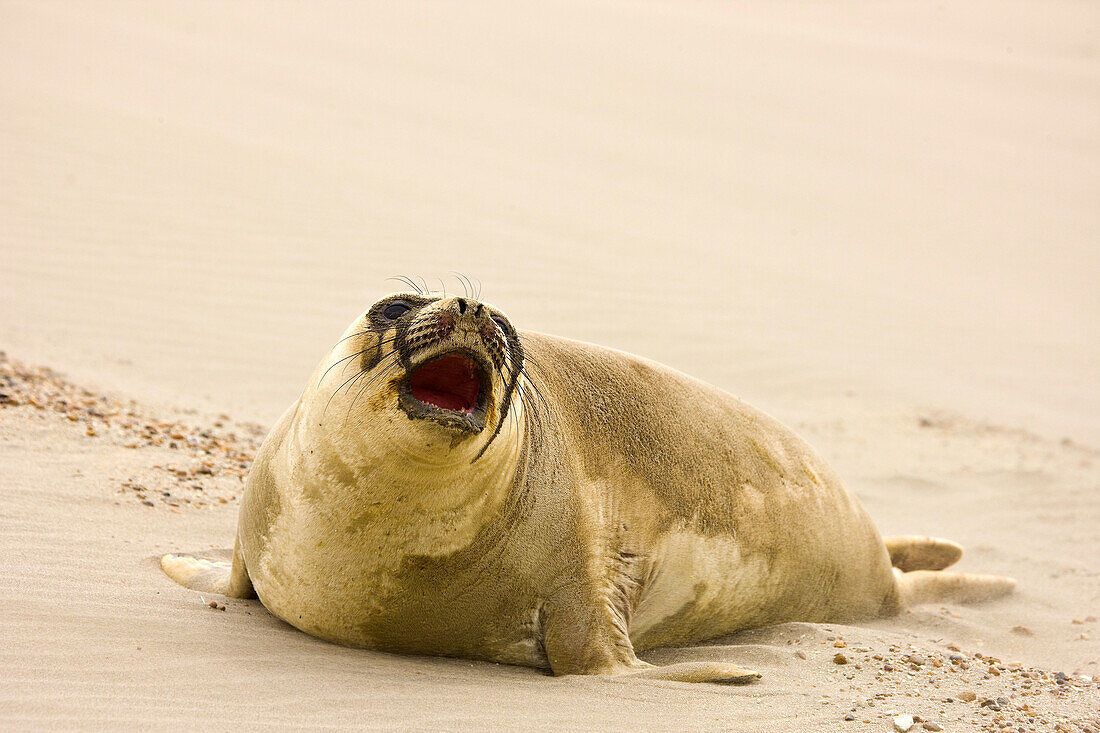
top-left (541, 588), bottom-right (759, 684)
top-left (160, 539), bottom-right (255, 598)
top-left (884, 535), bottom-right (963, 572)
top-left (628, 661), bottom-right (760, 684)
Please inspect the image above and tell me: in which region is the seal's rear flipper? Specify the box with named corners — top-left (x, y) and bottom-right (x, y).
top-left (895, 569), bottom-right (1014, 607)
top-left (884, 535), bottom-right (963, 572)
top-left (160, 542), bottom-right (255, 598)
top-left (628, 662), bottom-right (760, 684)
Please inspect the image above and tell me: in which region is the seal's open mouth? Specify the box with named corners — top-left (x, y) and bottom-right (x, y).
top-left (398, 351), bottom-right (491, 433)
top-left (408, 353), bottom-right (481, 415)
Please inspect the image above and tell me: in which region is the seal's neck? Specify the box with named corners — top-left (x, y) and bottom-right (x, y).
top-left (375, 423), bottom-right (524, 511)
top-left (291, 410), bottom-right (526, 558)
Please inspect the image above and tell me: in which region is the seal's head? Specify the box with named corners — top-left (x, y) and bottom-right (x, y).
top-left (307, 292), bottom-right (525, 466)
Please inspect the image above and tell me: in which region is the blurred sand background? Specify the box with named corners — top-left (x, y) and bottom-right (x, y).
top-left (1, 1), bottom-right (1098, 729)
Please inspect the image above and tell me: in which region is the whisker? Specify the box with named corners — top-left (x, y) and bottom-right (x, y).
top-left (318, 348), bottom-right (369, 386)
top-left (386, 275), bottom-right (423, 294)
top-left (519, 371), bottom-right (553, 422)
top-left (320, 332), bottom-right (404, 385)
top-left (342, 372), bottom-right (376, 426)
top-left (359, 349), bottom-right (402, 386)
top-left (450, 271), bottom-right (474, 300)
top-left (345, 357), bottom-right (404, 425)
top-left (502, 358), bottom-right (548, 436)
top-left (321, 345), bottom-right (401, 418)
top-left (523, 366), bottom-right (552, 426)
top-left (516, 359), bottom-right (552, 410)
top-left (449, 271), bottom-right (464, 298)
top-left (517, 374), bottom-right (547, 430)
top-left (519, 353), bottom-right (552, 381)
top-left (324, 368), bottom-right (367, 417)
top-left (507, 387), bottom-right (524, 438)
top-left (331, 330), bottom-right (370, 348)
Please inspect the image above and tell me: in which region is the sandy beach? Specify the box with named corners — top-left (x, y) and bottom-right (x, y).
top-left (2, 1), bottom-right (1098, 729)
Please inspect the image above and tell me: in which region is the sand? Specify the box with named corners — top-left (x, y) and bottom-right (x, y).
top-left (1, 0), bottom-right (1097, 729)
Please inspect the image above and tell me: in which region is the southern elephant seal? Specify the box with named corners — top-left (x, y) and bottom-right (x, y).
top-left (163, 290), bottom-right (1013, 683)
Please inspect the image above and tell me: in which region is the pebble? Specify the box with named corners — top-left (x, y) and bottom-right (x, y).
top-left (833, 653), bottom-right (848, 665)
top-left (0, 352), bottom-right (257, 510)
top-left (922, 724), bottom-right (943, 732)
top-left (958, 690), bottom-right (977, 702)
top-left (893, 714), bottom-right (915, 732)
top-left (795, 650), bottom-right (807, 660)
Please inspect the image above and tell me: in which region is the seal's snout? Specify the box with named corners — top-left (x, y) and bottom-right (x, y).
top-left (408, 353), bottom-right (481, 415)
top-left (385, 292), bottom-right (519, 437)
top-left (450, 297), bottom-right (484, 319)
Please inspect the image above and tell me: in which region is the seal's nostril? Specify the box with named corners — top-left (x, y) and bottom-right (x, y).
top-left (456, 298), bottom-right (467, 315)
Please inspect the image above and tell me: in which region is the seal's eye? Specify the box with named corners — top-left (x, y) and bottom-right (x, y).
top-left (491, 316), bottom-right (509, 335)
top-left (382, 302), bottom-right (412, 320)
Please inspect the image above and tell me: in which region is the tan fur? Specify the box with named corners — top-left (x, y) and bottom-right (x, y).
top-left (162, 293), bottom-right (1014, 682)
